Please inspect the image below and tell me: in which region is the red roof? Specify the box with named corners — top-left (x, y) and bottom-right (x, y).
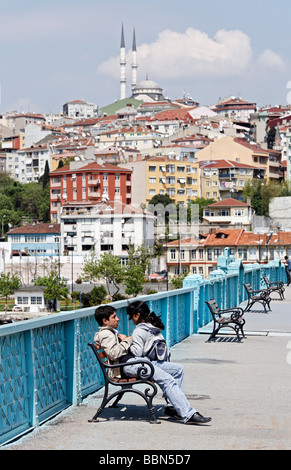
top-left (200, 159), bottom-right (258, 169)
top-left (206, 198), bottom-right (250, 208)
top-left (50, 162), bottom-right (132, 175)
top-left (8, 223), bottom-right (60, 235)
top-left (150, 108), bottom-right (197, 122)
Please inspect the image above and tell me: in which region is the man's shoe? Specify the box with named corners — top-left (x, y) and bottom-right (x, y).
top-left (185, 412), bottom-right (211, 425)
top-left (164, 406), bottom-right (182, 420)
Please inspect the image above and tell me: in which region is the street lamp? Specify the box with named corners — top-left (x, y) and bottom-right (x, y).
top-left (67, 232), bottom-right (76, 294)
top-left (159, 232), bottom-right (173, 291)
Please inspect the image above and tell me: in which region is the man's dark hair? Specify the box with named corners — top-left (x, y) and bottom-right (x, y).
top-left (95, 305), bottom-right (116, 326)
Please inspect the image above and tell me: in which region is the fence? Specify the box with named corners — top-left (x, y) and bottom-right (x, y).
top-left (0, 249), bottom-right (285, 445)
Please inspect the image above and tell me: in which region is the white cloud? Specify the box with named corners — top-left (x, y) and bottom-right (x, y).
top-left (98, 27), bottom-right (254, 80)
top-left (258, 49), bottom-right (285, 69)
top-left (98, 27), bottom-right (285, 82)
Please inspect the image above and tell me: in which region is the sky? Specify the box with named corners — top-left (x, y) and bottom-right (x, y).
top-left (1, 0), bottom-right (291, 114)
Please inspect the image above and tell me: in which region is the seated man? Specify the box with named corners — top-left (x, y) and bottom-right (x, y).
top-left (94, 305), bottom-right (133, 379)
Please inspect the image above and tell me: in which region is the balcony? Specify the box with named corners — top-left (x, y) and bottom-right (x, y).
top-left (88, 190), bottom-right (101, 198)
top-left (88, 179), bottom-right (101, 185)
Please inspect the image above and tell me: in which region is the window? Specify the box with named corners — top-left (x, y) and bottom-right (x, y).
top-left (213, 249), bottom-right (222, 259)
top-left (149, 165), bottom-right (156, 172)
top-left (191, 249), bottom-right (196, 260)
top-left (166, 165), bottom-right (175, 173)
top-left (249, 247), bottom-right (257, 259)
top-left (166, 176), bottom-right (175, 184)
top-left (238, 248), bottom-right (247, 260)
top-left (170, 249), bottom-right (176, 260)
top-left (180, 249), bottom-right (185, 260)
top-left (235, 209), bottom-right (244, 216)
top-left (198, 249), bottom-right (203, 260)
top-left (149, 177), bottom-right (156, 184)
top-left (218, 210), bottom-right (229, 216)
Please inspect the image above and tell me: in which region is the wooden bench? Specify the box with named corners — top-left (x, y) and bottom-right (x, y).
top-left (243, 283), bottom-right (271, 313)
top-left (205, 298), bottom-right (246, 342)
top-left (263, 276), bottom-right (285, 300)
top-left (88, 342), bottom-right (160, 424)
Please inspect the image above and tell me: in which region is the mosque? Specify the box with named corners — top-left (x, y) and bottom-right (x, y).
top-left (119, 25), bottom-right (166, 103)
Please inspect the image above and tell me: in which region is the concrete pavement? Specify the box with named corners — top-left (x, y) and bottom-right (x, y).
top-left (3, 285), bottom-right (291, 451)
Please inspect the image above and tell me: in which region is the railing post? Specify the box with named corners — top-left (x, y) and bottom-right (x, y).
top-left (183, 274), bottom-right (204, 333)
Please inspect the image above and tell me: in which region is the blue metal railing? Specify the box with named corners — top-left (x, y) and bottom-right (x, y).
top-left (0, 251), bottom-right (286, 445)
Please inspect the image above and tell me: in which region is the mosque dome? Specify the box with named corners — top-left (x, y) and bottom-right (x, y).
top-left (131, 77), bottom-right (165, 102)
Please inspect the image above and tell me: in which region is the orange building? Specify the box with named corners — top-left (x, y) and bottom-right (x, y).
top-left (49, 161), bottom-right (132, 222)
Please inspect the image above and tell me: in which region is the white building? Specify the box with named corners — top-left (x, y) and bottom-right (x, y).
top-left (16, 144), bottom-right (51, 183)
top-left (60, 200), bottom-right (155, 264)
top-left (63, 100), bottom-right (99, 119)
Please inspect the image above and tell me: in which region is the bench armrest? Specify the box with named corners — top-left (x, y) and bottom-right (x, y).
top-left (105, 358), bottom-right (155, 380)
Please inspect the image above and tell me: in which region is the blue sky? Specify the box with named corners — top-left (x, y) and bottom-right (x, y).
top-left (1, 0), bottom-right (291, 114)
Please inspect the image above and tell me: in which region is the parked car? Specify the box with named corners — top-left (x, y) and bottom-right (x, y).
top-left (148, 270), bottom-right (168, 282)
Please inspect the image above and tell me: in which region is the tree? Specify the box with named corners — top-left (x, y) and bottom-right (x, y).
top-left (171, 272), bottom-right (188, 289)
top-left (243, 180), bottom-right (282, 216)
top-left (267, 126), bottom-right (276, 149)
top-left (82, 251), bottom-right (125, 297)
top-left (34, 271), bottom-right (69, 311)
top-left (123, 243), bottom-right (153, 296)
top-left (188, 197), bottom-right (216, 222)
top-left (148, 194), bottom-right (174, 207)
top-left (0, 272), bottom-right (21, 302)
top-left (124, 264), bottom-right (145, 296)
top-left (39, 161), bottom-right (50, 189)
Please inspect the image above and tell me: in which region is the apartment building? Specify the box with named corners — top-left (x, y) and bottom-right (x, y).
top-left (202, 198), bottom-right (254, 228)
top-left (7, 223), bottom-right (60, 258)
top-left (97, 126), bottom-right (164, 152)
top-left (49, 161), bottom-right (132, 222)
top-left (121, 156), bottom-right (200, 205)
top-left (211, 97), bottom-right (257, 121)
top-left (63, 99), bottom-right (99, 119)
top-left (61, 200), bottom-right (155, 261)
top-left (197, 136), bottom-right (283, 181)
top-left (165, 228), bottom-right (291, 278)
top-left (17, 144), bottom-right (51, 183)
top-left (199, 160), bottom-right (259, 201)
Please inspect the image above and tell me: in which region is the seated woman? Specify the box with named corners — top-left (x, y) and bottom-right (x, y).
top-left (124, 300), bottom-right (211, 426)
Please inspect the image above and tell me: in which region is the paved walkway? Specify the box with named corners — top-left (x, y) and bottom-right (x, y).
top-left (3, 285), bottom-right (291, 451)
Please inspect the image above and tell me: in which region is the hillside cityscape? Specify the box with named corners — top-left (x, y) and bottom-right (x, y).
top-left (1, 25), bottom-right (291, 319)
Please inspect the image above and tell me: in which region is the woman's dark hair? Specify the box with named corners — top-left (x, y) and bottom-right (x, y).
top-left (127, 300), bottom-right (165, 330)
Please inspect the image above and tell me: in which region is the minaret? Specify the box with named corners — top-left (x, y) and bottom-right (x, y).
top-left (131, 28), bottom-right (138, 93)
top-left (120, 24), bottom-right (127, 100)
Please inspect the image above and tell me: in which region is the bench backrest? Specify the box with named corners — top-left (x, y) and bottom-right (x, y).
top-left (205, 298), bottom-right (220, 315)
top-left (88, 342), bottom-right (109, 375)
top-left (243, 283), bottom-right (253, 295)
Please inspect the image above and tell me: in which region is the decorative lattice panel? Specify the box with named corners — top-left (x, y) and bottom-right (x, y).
top-left (79, 315), bottom-right (104, 397)
top-left (32, 324), bottom-right (67, 422)
top-left (0, 333), bottom-right (30, 442)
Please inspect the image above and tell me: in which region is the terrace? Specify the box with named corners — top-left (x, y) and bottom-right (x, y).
top-left (1, 249), bottom-right (291, 450)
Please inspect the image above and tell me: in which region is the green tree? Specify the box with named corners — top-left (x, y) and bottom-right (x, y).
top-left (34, 271), bottom-right (69, 311)
top-left (124, 264), bottom-right (145, 296)
top-left (171, 272), bottom-right (188, 289)
top-left (188, 197), bottom-right (216, 222)
top-left (82, 251), bottom-right (125, 297)
top-left (267, 126), bottom-right (276, 149)
top-left (0, 272), bottom-right (22, 302)
top-left (89, 285), bottom-right (107, 306)
top-left (123, 243), bottom-right (153, 296)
